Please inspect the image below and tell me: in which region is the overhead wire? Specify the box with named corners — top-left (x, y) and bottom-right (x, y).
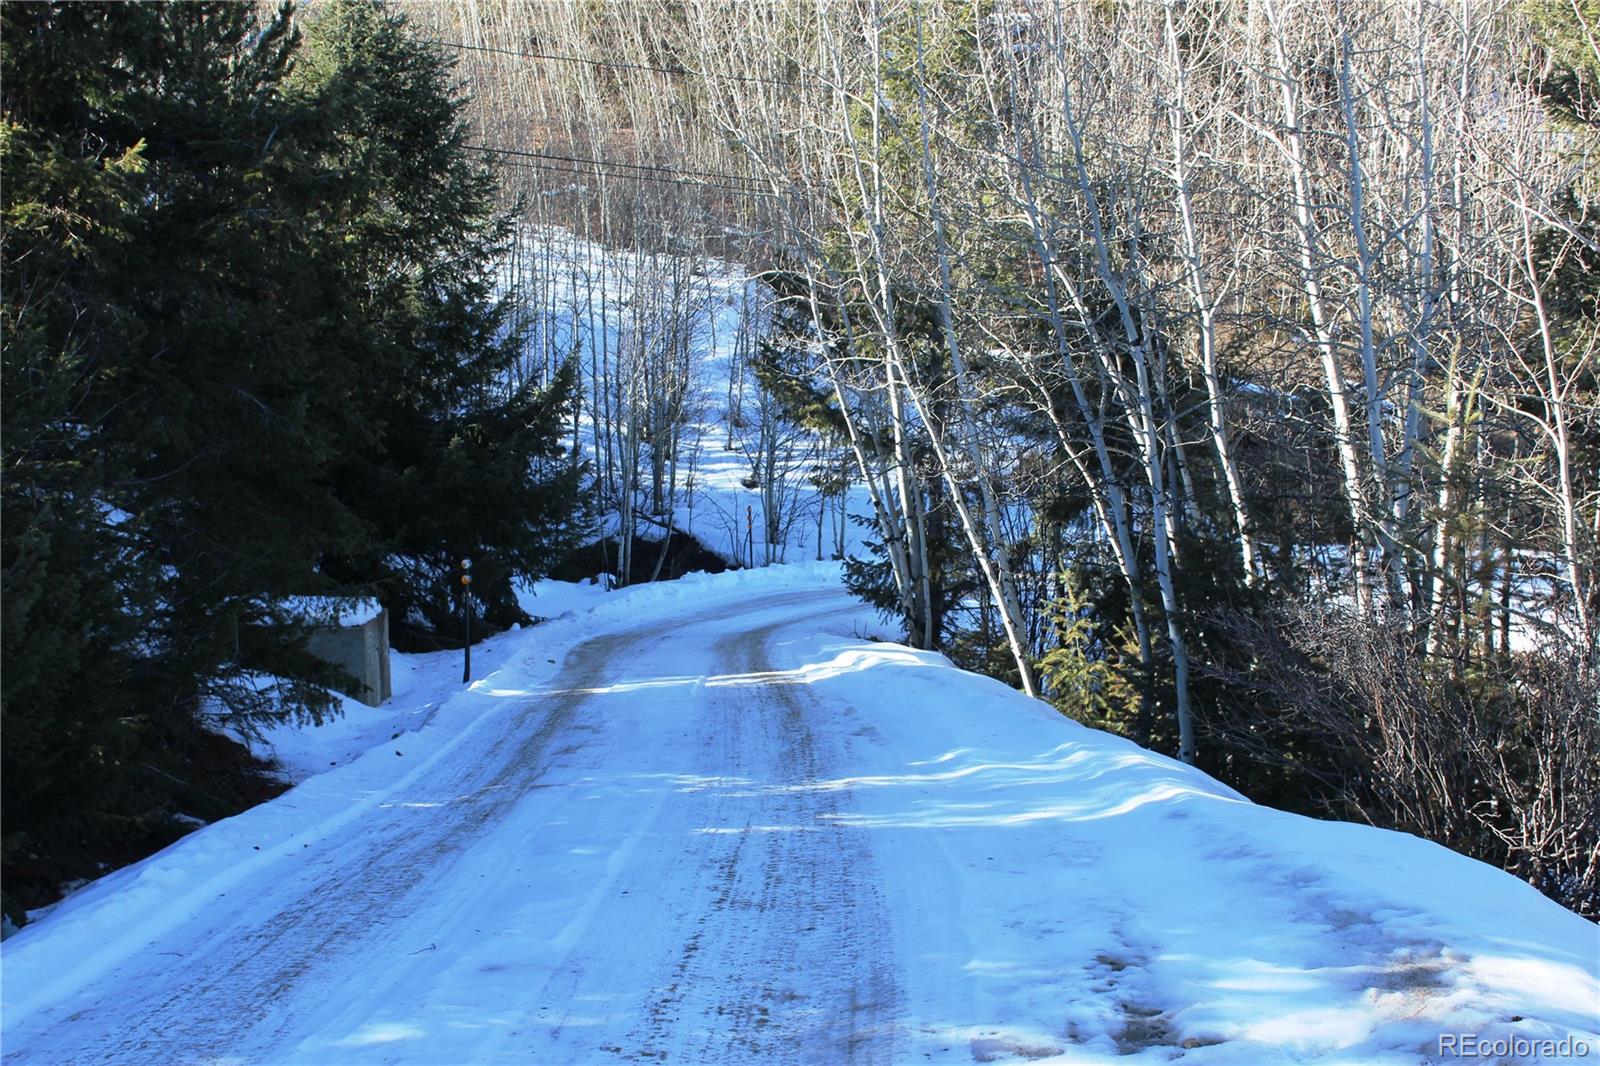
top-left (463, 144), bottom-right (767, 191)
top-left (429, 37), bottom-right (810, 203)
top-left (426, 39), bottom-right (797, 89)
top-left (424, 34), bottom-right (824, 203)
top-left (475, 154), bottom-right (779, 200)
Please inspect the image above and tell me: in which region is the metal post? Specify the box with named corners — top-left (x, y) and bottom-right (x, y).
top-left (461, 558), bottom-right (473, 684)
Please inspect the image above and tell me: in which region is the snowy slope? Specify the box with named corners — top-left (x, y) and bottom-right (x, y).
top-left (520, 230), bottom-right (873, 567)
top-left (2, 564), bottom-right (1595, 1064)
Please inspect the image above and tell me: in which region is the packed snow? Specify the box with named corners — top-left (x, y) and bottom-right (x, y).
top-left (276, 596), bottom-right (386, 628)
top-left (2, 564), bottom-right (1595, 1064)
top-left (230, 580), bottom-right (614, 783)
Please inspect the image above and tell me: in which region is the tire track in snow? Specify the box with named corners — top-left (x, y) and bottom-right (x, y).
top-left (3, 623), bottom-right (664, 1066)
top-left (622, 604), bottom-right (902, 1065)
top-left (5, 590), bottom-right (897, 1064)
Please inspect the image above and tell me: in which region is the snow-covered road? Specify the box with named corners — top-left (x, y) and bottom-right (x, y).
top-left (3, 568), bottom-right (1596, 1064)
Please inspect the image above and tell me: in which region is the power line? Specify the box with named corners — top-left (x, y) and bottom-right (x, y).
top-left (464, 144), bottom-right (766, 191)
top-left (481, 154), bottom-right (778, 200)
top-left (500, 161), bottom-right (769, 199)
top-left (428, 39), bottom-right (796, 89)
top-left (473, 152), bottom-right (775, 199)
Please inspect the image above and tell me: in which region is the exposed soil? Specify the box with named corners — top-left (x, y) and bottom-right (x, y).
top-left (551, 528), bottom-right (730, 590)
top-left (390, 530), bottom-right (730, 653)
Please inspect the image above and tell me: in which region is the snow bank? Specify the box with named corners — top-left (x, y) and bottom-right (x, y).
top-left (769, 625), bottom-right (1600, 1063)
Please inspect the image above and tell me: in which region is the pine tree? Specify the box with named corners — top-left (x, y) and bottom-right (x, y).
top-left (0, 1), bottom-right (346, 919)
top-left (2, 0), bottom-right (582, 918)
top-left (1527, 0), bottom-right (1600, 637)
top-left (290, 0), bottom-right (581, 639)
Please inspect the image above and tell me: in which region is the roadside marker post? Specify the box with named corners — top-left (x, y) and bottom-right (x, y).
top-left (461, 558), bottom-right (473, 684)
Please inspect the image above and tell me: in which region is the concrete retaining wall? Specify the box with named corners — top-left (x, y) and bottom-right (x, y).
top-left (305, 610), bottom-right (392, 707)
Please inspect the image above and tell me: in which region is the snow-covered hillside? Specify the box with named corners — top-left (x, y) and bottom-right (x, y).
top-left (514, 229), bottom-right (874, 570)
top-left (2, 565), bottom-right (1595, 1064)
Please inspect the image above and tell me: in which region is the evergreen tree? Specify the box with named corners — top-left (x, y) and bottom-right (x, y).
top-left (1, 0), bottom-right (345, 920)
top-left (290, 0), bottom-right (581, 641)
top-left (2, 0), bottom-right (581, 917)
top-left (1527, 0), bottom-right (1600, 636)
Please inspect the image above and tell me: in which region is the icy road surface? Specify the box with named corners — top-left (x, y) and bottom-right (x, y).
top-left (3, 566), bottom-right (1596, 1065)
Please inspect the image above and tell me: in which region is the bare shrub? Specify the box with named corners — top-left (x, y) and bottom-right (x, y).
top-left (1205, 607), bottom-right (1599, 918)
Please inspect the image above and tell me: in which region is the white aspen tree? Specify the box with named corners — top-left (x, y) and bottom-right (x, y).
top-left (1046, 3), bottom-right (1197, 760)
top-left (1163, 0), bottom-right (1261, 587)
top-left (827, 1), bottom-right (937, 648)
top-left (1424, 0), bottom-right (1482, 653)
top-left (1428, 342), bottom-right (1475, 654)
top-left (910, 9), bottom-right (1039, 696)
top-left (1402, 0), bottom-right (1495, 648)
top-left (684, 0), bottom-right (931, 641)
top-left (1258, 0), bottom-right (1380, 615)
top-left (1391, 0), bottom-right (1442, 546)
top-left (1333, 26), bottom-right (1412, 609)
top-left (1506, 179), bottom-right (1596, 639)
top-left (982, 25), bottom-right (1157, 669)
top-left (995, 336), bottom-right (1157, 670)
top-left (1393, 0), bottom-right (1444, 627)
top-left (813, 266), bottom-right (925, 625)
top-left (726, 285), bottom-right (746, 450)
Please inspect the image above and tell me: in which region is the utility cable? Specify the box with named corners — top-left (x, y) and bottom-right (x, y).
top-left (427, 39), bottom-right (796, 89)
top-left (478, 154), bottom-right (778, 200)
top-left (464, 143), bottom-right (766, 190)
